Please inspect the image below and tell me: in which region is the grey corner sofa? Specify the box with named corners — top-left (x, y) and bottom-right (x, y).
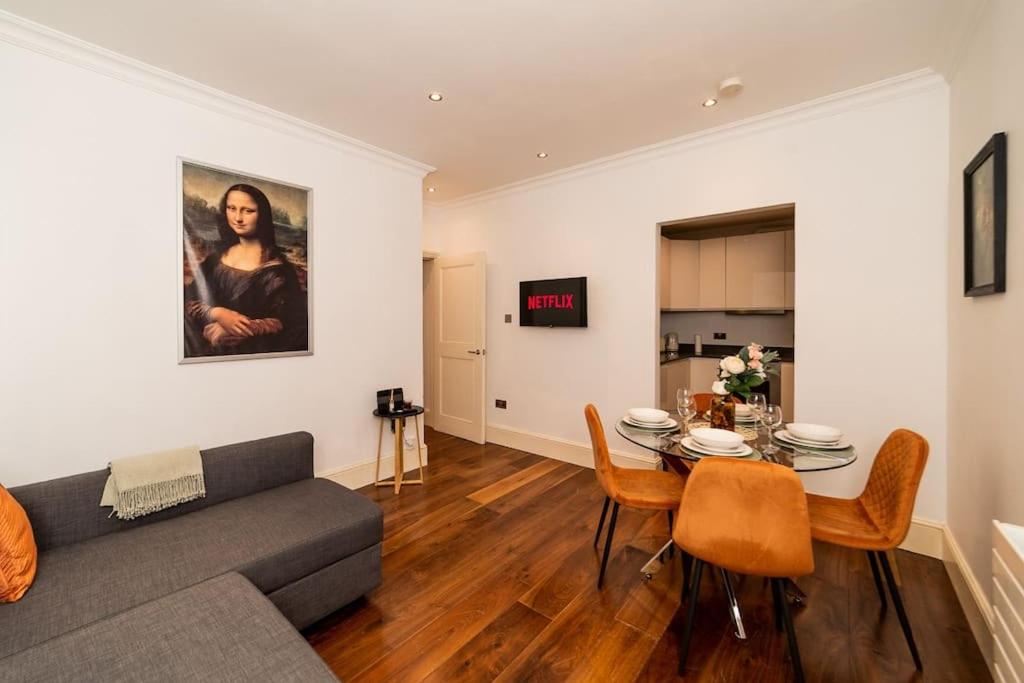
top-left (0, 432), bottom-right (382, 682)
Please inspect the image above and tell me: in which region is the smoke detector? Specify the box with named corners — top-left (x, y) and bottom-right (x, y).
top-left (718, 77), bottom-right (744, 97)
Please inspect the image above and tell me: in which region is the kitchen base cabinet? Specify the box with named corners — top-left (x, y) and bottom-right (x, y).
top-left (660, 359), bottom-right (691, 411)
top-left (780, 362), bottom-right (794, 421)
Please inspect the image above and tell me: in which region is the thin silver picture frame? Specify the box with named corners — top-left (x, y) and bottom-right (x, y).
top-left (176, 156), bottom-right (314, 364)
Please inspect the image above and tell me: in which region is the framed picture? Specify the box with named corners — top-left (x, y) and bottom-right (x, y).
top-left (178, 159), bottom-right (312, 363)
top-left (963, 132), bottom-right (1007, 297)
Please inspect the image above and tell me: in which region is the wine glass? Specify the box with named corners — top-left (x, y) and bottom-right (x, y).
top-left (761, 404), bottom-right (784, 457)
top-left (676, 388), bottom-right (697, 440)
top-left (747, 393), bottom-right (767, 430)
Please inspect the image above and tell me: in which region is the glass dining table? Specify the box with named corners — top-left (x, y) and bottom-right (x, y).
top-left (614, 417), bottom-right (858, 640)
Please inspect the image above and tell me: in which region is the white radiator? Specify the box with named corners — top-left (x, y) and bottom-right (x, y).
top-left (993, 521), bottom-right (1024, 683)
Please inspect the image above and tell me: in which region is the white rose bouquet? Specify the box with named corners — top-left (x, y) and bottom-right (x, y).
top-left (714, 342), bottom-right (780, 400)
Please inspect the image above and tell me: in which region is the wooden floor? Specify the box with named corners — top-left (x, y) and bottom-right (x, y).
top-left (305, 428), bottom-right (989, 682)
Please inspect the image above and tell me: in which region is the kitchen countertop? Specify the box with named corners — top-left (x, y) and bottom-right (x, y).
top-left (660, 344), bottom-right (795, 365)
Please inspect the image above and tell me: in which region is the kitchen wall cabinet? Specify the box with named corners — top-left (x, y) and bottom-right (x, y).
top-left (660, 359), bottom-right (691, 411)
top-left (698, 238), bottom-right (726, 309)
top-left (780, 361), bottom-right (794, 421)
top-left (668, 240), bottom-right (700, 309)
top-left (725, 232), bottom-right (785, 309)
top-left (659, 237), bottom-right (671, 308)
top-left (784, 230), bottom-right (795, 309)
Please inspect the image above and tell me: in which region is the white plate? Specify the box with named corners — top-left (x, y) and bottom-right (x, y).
top-left (702, 410), bottom-right (756, 423)
top-left (773, 429), bottom-right (851, 450)
top-left (623, 415), bottom-right (678, 430)
top-left (775, 430), bottom-right (841, 447)
top-left (680, 436), bottom-right (752, 457)
top-left (627, 408), bottom-right (670, 424)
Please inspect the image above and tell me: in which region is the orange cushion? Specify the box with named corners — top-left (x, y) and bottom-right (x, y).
top-left (0, 484), bottom-right (37, 602)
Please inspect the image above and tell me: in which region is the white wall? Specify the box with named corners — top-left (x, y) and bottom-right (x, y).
top-left (430, 74), bottom-right (950, 521)
top-left (0, 34), bottom-right (426, 486)
top-left (947, 0), bottom-right (1024, 604)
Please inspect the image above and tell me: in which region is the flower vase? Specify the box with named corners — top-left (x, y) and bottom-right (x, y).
top-left (709, 394), bottom-right (736, 431)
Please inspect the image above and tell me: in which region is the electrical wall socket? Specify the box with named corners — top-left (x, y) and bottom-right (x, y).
top-left (495, 399), bottom-right (508, 409)
top-left (504, 314), bottom-right (512, 323)
top-left (713, 332), bottom-right (727, 340)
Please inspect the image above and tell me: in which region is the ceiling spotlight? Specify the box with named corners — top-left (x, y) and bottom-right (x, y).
top-left (702, 98), bottom-right (718, 108)
top-left (427, 187), bottom-right (436, 193)
top-left (536, 152), bottom-right (549, 158)
top-left (427, 91), bottom-right (444, 102)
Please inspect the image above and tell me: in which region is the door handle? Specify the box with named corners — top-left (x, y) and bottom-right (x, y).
top-left (467, 349), bottom-right (481, 355)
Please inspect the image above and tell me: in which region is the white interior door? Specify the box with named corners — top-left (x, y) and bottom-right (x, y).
top-left (433, 252), bottom-right (486, 443)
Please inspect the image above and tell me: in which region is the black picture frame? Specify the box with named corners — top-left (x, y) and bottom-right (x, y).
top-left (963, 132), bottom-right (1007, 297)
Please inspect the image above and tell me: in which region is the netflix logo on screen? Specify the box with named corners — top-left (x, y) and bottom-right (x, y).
top-left (519, 277), bottom-right (588, 327)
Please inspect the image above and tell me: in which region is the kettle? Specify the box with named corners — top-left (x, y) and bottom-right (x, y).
top-left (665, 332), bottom-right (679, 352)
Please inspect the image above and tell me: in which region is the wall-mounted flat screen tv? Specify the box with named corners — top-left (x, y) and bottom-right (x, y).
top-left (520, 277), bottom-right (588, 327)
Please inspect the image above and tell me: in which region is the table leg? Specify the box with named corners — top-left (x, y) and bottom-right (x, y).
top-left (639, 540), bottom-right (675, 580)
top-left (414, 414), bottom-right (425, 481)
top-left (374, 418), bottom-right (384, 486)
top-left (720, 569), bottom-right (748, 640)
top-left (394, 418), bottom-right (404, 494)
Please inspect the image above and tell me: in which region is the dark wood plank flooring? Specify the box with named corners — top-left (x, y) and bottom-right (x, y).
top-left (305, 428), bottom-right (989, 682)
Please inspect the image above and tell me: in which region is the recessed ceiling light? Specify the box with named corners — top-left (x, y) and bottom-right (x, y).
top-left (536, 152), bottom-right (548, 158)
top-left (427, 91), bottom-right (444, 102)
top-left (702, 98), bottom-right (718, 108)
top-left (427, 187), bottom-right (436, 193)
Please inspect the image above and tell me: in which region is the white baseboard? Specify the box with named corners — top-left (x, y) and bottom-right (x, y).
top-left (900, 516), bottom-right (945, 559)
top-left (485, 423), bottom-right (659, 470)
top-left (943, 525), bottom-right (995, 673)
top-left (318, 444), bottom-right (429, 490)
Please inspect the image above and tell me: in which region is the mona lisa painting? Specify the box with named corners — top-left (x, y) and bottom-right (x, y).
top-left (178, 159), bottom-right (312, 363)
top-left (963, 133), bottom-right (1007, 297)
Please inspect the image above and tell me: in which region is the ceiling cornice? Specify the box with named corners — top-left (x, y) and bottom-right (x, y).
top-left (0, 9), bottom-right (435, 177)
top-left (428, 68), bottom-right (947, 211)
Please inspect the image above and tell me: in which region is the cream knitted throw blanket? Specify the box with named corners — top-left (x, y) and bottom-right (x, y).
top-left (100, 446), bottom-right (205, 520)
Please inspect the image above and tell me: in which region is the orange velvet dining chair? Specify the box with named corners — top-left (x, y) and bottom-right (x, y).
top-left (673, 458), bottom-right (814, 682)
top-left (805, 428), bottom-right (929, 671)
top-left (692, 393), bottom-right (713, 414)
top-left (584, 404), bottom-right (687, 589)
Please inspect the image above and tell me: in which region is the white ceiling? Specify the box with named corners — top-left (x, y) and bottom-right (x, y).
top-left (1, 0), bottom-right (978, 201)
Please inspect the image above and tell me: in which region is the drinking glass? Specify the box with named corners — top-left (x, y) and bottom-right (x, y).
top-left (676, 388), bottom-right (697, 440)
top-left (747, 394), bottom-right (767, 426)
top-left (761, 404), bottom-right (784, 457)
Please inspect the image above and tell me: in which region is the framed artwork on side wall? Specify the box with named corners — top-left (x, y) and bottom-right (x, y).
top-left (177, 159), bottom-right (312, 363)
top-left (963, 132), bottom-right (1007, 297)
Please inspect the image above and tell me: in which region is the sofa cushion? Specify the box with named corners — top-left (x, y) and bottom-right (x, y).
top-left (0, 572), bottom-right (338, 682)
top-left (0, 485), bottom-right (37, 603)
top-left (0, 478), bottom-right (381, 659)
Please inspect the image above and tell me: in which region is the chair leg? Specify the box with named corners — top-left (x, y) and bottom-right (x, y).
top-left (680, 551), bottom-right (693, 602)
top-left (774, 578), bottom-right (806, 683)
top-left (770, 576), bottom-right (784, 633)
top-left (593, 496), bottom-right (610, 548)
top-left (597, 502), bottom-right (619, 589)
top-left (879, 550), bottom-right (922, 671)
top-left (867, 551), bottom-right (887, 609)
top-left (678, 559), bottom-right (705, 675)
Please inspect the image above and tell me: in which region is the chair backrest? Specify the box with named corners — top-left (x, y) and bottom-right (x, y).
top-left (673, 458), bottom-right (814, 577)
top-left (692, 393), bottom-right (714, 414)
top-left (584, 404), bottom-right (620, 499)
top-left (858, 429), bottom-right (929, 547)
